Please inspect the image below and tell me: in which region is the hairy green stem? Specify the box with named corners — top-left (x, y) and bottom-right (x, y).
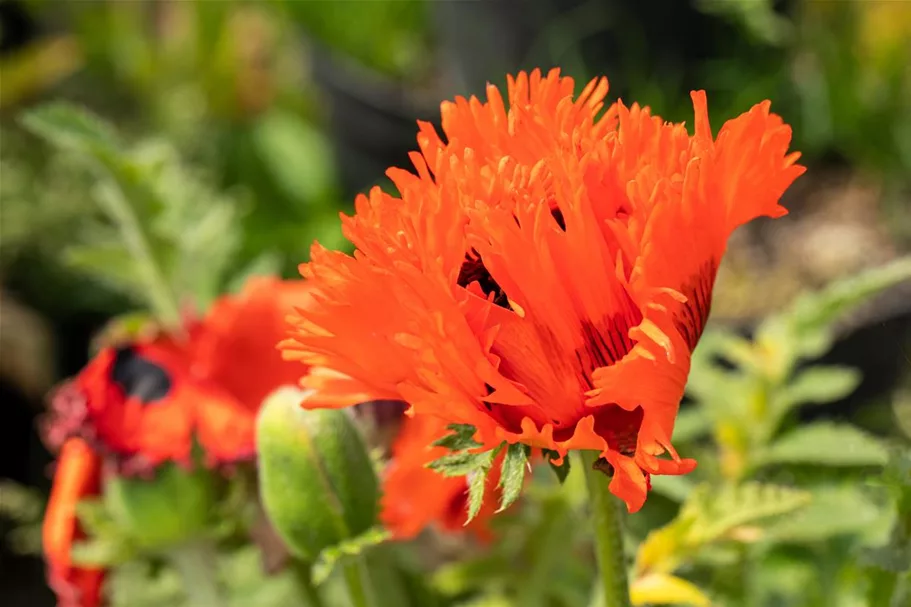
top-left (168, 540), bottom-right (225, 607)
top-left (580, 450), bottom-right (631, 607)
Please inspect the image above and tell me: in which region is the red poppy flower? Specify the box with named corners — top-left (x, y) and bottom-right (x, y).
top-left (381, 413), bottom-right (499, 540)
top-left (282, 69), bottom-right (804, 512)
top-left (45, 277), bottom-right (313, 470)
top-left (42, 277), bottom-right (312, 606)
top-left (42, 438), bottom-right (104, 607)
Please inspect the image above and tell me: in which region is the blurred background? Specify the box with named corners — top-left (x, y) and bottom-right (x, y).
top-left (1, 1), bottom-right (909, 605)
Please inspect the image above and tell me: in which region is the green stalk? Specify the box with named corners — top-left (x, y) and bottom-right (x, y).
top-left (292, 560), bottom-right (325, 607)
top-left (341, 558), bottom-right (375, 607)
top-left (580, 450), bottom-right (632, 607)
top-left (168, 540), bottom-right (225, 607)
top-left (96, 177), bottom-right (183, 332)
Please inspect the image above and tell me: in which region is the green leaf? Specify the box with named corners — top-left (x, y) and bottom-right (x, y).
top-left (542, 449), bottom-right (571, 484)
top-left (432, 424), bottom-right (483, 451)
top-left (71, 537), bottom-right (135, 567)
top-left (862, 542), bottom-right (911, 574)
top-left (65, 242), bottom-right (149, 297)
top-left (75, 499), bottom-right (124, 540)
top-left (466, 466), bottom-right (492, 524)
top-left (311, 526), bottom-right (391, 585)
top-left (757, 422), bottom-right (890, 467)
top-left (427, 450), bottom-right (496, 477)
top-left (630, 572), bottom-right (711, 607)
top-left (774, 366), bottom-right (862, 411)
top-left (693, 482), bottom-right (812, 544)
top-left (20, 102), bottom-right (120, 160)
top-left (497, 443), bottom-right (529, 512)
top-left (768, 485), bottom-right (884, 542)
top-left (0, 481), bottom-right (43, 523)
top-left (252, 109), bottom-right (337, 207)
top-left (648, 475), bottom-right (695, 503)
top-left (758, 256), bottom-right (911, 365)
top-left (671, 408), bottom-right (713, 443)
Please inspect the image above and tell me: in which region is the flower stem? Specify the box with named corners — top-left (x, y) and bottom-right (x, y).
top-left (168, 540), bottom-right (225, 607)
top-left (341, 558), bottom-right (374, 607)
top-left (292, 560), bottom-right (325, 607)
top-left (580, 450), bottom-right (631, 607)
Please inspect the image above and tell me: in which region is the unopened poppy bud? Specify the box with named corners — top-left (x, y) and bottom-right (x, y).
top-left (103, 463), bottom-right (215, 550)
top-left (257, 387), bottom-right (379, 560)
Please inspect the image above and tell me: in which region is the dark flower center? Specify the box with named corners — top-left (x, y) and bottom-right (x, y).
top-left (111, 346), bottom-right (172, 403)
top-left (457, 251), bottom-right (510, 308)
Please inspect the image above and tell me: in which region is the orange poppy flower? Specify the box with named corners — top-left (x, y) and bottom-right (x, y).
top-left (381, 413), bottom-right (500, 540)
top-left (282, 69), bottom-right (804, 512)
top-left (42, 277), bottom-right (311, 606)
top-left (45, 277), bottom-right (313, 470)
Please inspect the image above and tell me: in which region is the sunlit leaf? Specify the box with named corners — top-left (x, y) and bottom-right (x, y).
top-left (630, 572), bottom-right (712, 607)
top-left (637, 482), bottom-right (812, 574)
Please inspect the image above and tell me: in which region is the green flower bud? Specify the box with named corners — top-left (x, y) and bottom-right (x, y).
top-left (257, 387), bottom-right (379, 560)
top-left (104, 462), bottom-right (215, 551)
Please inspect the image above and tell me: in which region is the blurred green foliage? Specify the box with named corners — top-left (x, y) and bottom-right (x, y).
top-left (1, 1), bottom-right (910, 606)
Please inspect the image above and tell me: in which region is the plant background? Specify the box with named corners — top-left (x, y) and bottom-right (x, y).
top-left (1, 1), bottom-right (909, 606)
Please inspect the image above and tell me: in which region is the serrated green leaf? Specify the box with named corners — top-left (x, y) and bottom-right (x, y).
top-left (542, 449), bottom-right (571, 484)
top-left (20, 102), bottom-right (120, 160)
top-left (757, 422), bottom-right (890, 467)
top-left (466, 466), bottom-right (491, 524)
top-left (427, 448), bottom-right (497, 478)
top-left (432, 424), bottom-right (482, 451)
top-left (497, 443), bottom-right (529, 512)
top-left (768, 485), bottom-right (884, 542)
top-left (696, 482), bottom-right (811, 542)
top-left (311, 526), bottom-right (391, 585)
